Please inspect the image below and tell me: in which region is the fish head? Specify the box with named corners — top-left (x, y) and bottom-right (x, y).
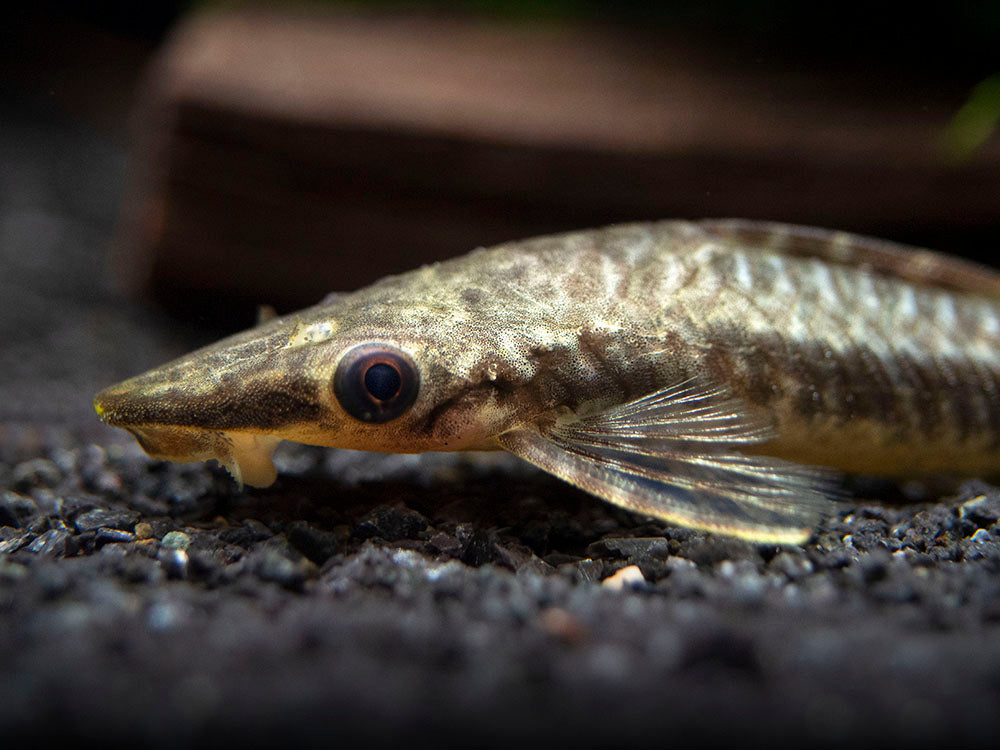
top-left (94, 262), bottom-right (566, 486)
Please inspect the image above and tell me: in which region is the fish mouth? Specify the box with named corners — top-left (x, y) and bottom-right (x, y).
top-left (95, 389), bottom-right (282, 488)
top-left (122, 422), bottom-right (281, 488)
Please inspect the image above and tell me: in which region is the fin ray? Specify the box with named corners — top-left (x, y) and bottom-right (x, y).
top-left (500, 380), bottom-right (836, 544)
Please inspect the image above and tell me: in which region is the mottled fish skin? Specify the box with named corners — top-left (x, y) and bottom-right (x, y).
top-left (683, 221), bottom-right (1000, 476)
top-left (94, 220), bottom-right (1000, 540)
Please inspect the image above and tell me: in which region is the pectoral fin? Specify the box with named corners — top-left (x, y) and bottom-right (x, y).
top-left (498, 380), bottom-right (836, 544)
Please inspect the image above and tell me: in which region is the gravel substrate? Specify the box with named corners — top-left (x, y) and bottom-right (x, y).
top-left (2, 425), bottom-right (999, 747)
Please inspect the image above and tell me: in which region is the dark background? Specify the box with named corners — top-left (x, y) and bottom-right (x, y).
top-left (1, 3), bottom-right (999, 747)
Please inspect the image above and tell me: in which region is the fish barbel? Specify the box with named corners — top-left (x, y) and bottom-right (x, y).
top-left (94, 220), bottom-right (1000, 544)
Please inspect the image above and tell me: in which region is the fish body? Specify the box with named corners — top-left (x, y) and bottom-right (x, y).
top-left (95, 220), bottom-right (1000, 543)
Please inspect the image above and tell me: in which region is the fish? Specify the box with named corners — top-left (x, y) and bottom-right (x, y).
top-left (94, 220), bottom-right (1000, 544)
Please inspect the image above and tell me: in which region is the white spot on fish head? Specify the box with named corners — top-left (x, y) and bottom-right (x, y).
top-left (286, 320), bottom-right (338, 349)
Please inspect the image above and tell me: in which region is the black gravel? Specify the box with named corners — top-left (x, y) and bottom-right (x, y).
top-left (1, 427), bottom-right (1000, 747)
top-left (3, 88), bottom-right (1000, 749)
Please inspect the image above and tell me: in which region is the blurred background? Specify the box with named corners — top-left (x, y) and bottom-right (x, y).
top-left (2, 0), bottom-right (999, 429)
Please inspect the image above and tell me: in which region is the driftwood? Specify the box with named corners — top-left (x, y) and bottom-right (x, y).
top-left (116, 7), bottom-right (1000, 310)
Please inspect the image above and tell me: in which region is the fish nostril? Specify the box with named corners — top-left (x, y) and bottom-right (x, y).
top-left (93, 386), bottom-right (132, 424)
top-left (94, 391), bottom-right (113, 420)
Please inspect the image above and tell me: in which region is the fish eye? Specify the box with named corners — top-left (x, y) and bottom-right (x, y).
top-left (333, 344), bottom-right (419, 423)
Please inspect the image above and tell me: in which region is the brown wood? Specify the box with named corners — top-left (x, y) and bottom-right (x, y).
top-left (114, 7), bottom-right (1000, 312)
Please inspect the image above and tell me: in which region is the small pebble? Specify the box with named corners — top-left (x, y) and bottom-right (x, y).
top-left (960, 495), bottom-right (1000, 526)
top-left (243, 518), bottom-right (272, 540)
top-left (601, 564), bottom-right (646, 590)
top-left (537, 607), bottom-right (588, 646)
top-left (970, 528), bottom-right (992, 544)
top-left (287, 522), bottom-right (339, 565)
top-left (427, 532), bottom-right (462, 556)
top-left (95, 527), bottom-right (135, 547)
top-left (252, 548), bottom-right (312, 590)
top-left (587, 537), bottom-right (671, 561)
top-left (12, 458), bottom-right (63, 489)
top-left (0, 491), bottom-right (38, 528)
top-left (159, 548), bottom-right (189, 579)
top-left (0, 533), bottom-right (32, 554)
top-left (565, 558), bottom-right (604, 584)
top-left (26, 528), bottom-right (69, 556)
top-left (73, 508), bottom-right (140, 533)
top-left (353, 504), bottom-right (429, 542)
top-left (146, 517), bottom-right (176, 538)
top-left (461, 529), bottom-right (500, 567)
top-left (161, 531), bottom-right (191, 550)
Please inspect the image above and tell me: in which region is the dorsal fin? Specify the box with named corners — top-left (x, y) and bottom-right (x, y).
top-left (700, 219), bottom-right (1000, 299)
